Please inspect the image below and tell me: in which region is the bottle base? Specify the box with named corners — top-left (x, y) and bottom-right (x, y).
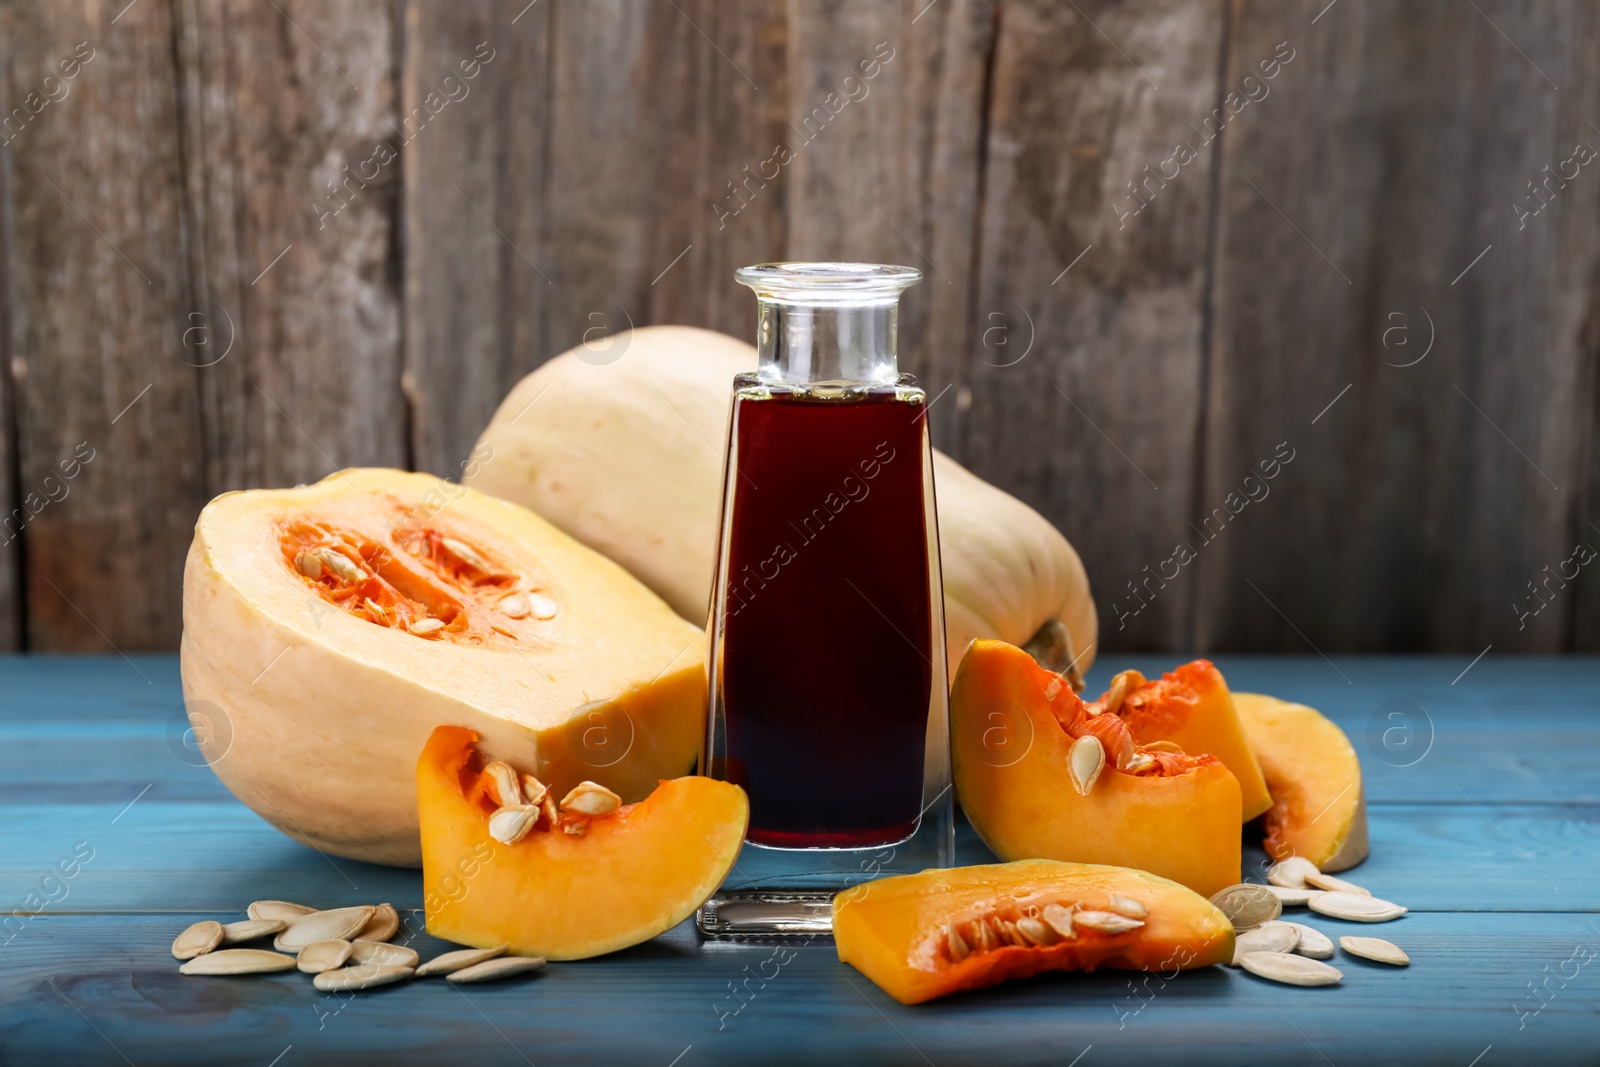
top-left (696, 890), bottom-right (836, 937)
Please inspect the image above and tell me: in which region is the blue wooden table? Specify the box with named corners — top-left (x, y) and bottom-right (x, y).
top-left (3, 654), bottom-right (1597, 1065)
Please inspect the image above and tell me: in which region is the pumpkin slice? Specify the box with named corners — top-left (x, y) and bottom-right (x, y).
top-left (418, 726), bottom-right (747, 959)
top-left (833, 859), bottom-right (1234, 1004)
top-left (181, 468), bottom-right (706, 866)
top-left (1234, 693), bottom-right (1368, 871)
top-left (1100, 660), bottom-right (1273, 822)
top-left (952, 641), bottom-right (1241, 897)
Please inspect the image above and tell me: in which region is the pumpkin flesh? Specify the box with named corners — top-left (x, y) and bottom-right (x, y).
top-left (1234, 693), bottom-right (1368, 871)
top-left (419, 726), bottom-right (748, 959)
top-left (1105, 660), bottom-right (1274, 822)
top-left (833, 859), bottom-right (1234, 1004)
top-left (952, 640), bottom-right (1241, 898)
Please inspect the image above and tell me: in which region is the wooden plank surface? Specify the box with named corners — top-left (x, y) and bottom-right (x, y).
top-left (2, 655), bottom-right (1598, 1062)
top-left (3, 913), bottom-right (1595, 1065)
top-left (176, 0), bottom-right (408, 492)
top-left (1198, 0), bottom-right (1600, 654)
top-left (963, 0), bottom-right (1226, 651)
top-left (0, 1), bottom-right (205, 653)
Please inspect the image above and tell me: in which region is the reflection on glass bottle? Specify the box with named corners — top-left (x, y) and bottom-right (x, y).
top-left (699, 263), bottom-right (953, 936)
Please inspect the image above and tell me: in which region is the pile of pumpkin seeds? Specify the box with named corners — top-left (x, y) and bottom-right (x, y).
top-left (172, 900), bottom-right (545, 991)
top-left (1208, 857), bottom-right (1410, 987)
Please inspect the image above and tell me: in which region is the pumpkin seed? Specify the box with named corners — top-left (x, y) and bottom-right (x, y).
top-left (172, 920), bottom-right (224, 960)
top-left (415, 946), bottom-right (508, 978)
top-left (562, 819), bottom-right (589, 837)
top-left (1067, 735), bottom-right (1106, 796)
top-left (356, 903), bottom-right (400, 942)
top-left (1073, 910), bottom-right (1145, 935)
top-left (1041, 903), bottom-right (1079, 940)
top-left (997, 919), bottom-right (1023, 946)
top-left (296, 552), bottom-right (323, 579)
top-left (180, 949), bottom-right (297, 975)
top-left (488, 805), bottom-right (540, 845)
top-left (1267, 857), bottom-right (1319, 889)
top-left (1283, 922), bottom-right (1335, 960)
top-left (540, 792), bottom-right (559, 829)
top-left (1121, 752), bottom-right (1157, 774)
top-left (946, 921), bottom-right (971, 961)
top-left (972, 918), bottom-right (998, 953)
top-left (1265, 886), bottom-right (1321, 907)
top-left (349, 940), bottom-right (420, 968)
top-left (1238, 952), bottom-right (1343, 987)
top-left (1015, 916), bottom-right (1058, 946)
top-left (483, 762), bottom-right (523, 808)
top-left (221, 919), bottom-right (286, 945)
top-left (318, 549), bottom-right (363, 583)
top-left (1104, 670), bottom-right (1144, 715)
top-left (274, 905), bottom-right (375, 952)
top-left (448, 956), bottom-right (547, 983)
top-left (526, 592), bottom-right (559, 620)
top-left (297, 938), bottom-right (353, 974)
top-left (560, 781), bottom-right (621, 817)
top-left (408, 618), bottom-right (446, 636)
top-left (440, 537), bottom-right (492, 574)
top-left (1107, 894), bottom-right (1148, 919)
top-left (521, 774), bottom-right (549, 806)
top-left (1209, 883), bottom-right (1282, 931)
top-left (1339, 936), bottom-right (1410, 966)
top-left (496, 591), bottom-right (532, 619)
top-left (312, 963), bottom-right (414, 992)
top-left (1230, 920), bottom-right (1300, 965)
top-left (248, 900), bottom-right (315, 923)
top-left (1304, 871), bottom-right (1370, 896)
top-left (1308, 892), bottom-right (1407, 923)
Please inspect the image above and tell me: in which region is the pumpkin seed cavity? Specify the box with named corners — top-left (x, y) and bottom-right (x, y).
top-left (942, 897), bottom-right (1148, 962)
top-left (282, 519), bottom-right (545, 645)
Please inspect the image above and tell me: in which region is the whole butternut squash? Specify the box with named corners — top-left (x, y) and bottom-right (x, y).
top-left (465, 326), bottom-right (1096, 681)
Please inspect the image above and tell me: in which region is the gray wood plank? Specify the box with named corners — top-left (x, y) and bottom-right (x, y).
top-left (783, 0), bottom-right (995, 455)
top-left (175, 0), bottom-right (408, 493)
top-left (401, 0), bottom-right (551, 477)
top-left (963, 0), bottom-right (1226, 651)
top-left (1198, 0), bottom-right (1600, 653)
top-left (0, 1), bottom-right (205, 652)
top-left (3, 911), bottom-right (1595, 1065)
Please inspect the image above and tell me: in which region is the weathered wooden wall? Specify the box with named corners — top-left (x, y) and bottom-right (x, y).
top-left (0, 0), bottom-right (1593, 655)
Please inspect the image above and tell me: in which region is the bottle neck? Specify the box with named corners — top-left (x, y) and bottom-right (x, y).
top-left (755, 299), bottom-right (900, 385)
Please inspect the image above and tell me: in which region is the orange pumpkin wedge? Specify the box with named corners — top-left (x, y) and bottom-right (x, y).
top-left (952, 640), bottom-right (1241, 898)
top-left (418, 725), bottom-right (748, 959)
top-left (833, 859), bottom-right (1235, 1004)
top-left (1233, 693), bottom-right (1368, 871)
top-left (1100, 660), bottom-right (1273, 822)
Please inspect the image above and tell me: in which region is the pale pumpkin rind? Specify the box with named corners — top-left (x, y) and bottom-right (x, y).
top-left (1233, 692), bottom-right (1368, 872)
top-left (419, 726), bottom-right (748, 960)
top-left (952, 641), bottom-right (1242, 898)
top-left (833, 859), bottom-right (1235, 1004)
top-left (465, 325), bottom-right (1097, 678)
top-left (180, 468), bottom-right (706, 866)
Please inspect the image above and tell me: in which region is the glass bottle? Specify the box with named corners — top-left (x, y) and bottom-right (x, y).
top-left (697, 262), bottom-right (953, 936)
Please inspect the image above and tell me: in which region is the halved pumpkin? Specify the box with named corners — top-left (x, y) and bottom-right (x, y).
top-left (419, 725), bottom-right (748, 959)
top-left (1101, 661), bottom-right (1273, 822)
top-left (1233, 693), bottom-right (1368, 871)
top-left (833, 859), bottom-right (1234, 1004)
top-left (180, 468), bottom-right (706, 865)
top-left (952, 641), bottom-right (1241, 897)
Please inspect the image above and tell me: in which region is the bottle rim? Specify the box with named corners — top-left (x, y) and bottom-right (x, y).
top-left (735, 262), bottom-right (923, 306)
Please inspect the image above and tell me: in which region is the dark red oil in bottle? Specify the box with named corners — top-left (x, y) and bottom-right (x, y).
top-left (718, 387), bottom-right (934, 849)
